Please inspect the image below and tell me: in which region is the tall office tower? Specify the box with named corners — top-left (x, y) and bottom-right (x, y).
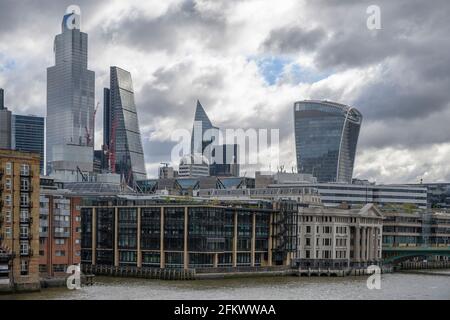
top-left (0, 88), bottom-right (12, 149)
top-left (46, 11), bottom-right (95, 180)
top-left (12, 115), bottom-right (45, 174)
top-left (190, 100), bottom-right (220, 157)
top-left (294, 100), bottom-right (362, 183)
top-left (104, 67), bottom-right (146, 185)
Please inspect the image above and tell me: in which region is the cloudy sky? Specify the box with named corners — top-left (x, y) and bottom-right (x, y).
top-left (0, 0), bottom-right (449, 183)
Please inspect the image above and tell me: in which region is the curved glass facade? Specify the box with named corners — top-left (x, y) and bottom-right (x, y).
top-left (294, 100), bottom-right (362, 183)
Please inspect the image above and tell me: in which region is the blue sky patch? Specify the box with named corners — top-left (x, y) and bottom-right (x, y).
top-left (250, 55), bottom-right (331, 86)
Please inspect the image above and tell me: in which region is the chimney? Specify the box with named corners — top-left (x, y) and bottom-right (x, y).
top-left (0, 88), bottom-right (4, 109)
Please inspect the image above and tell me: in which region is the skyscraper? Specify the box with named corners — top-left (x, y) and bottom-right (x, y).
top-left (104, 67), bottom-right (146, 185)
top-left (12, 115), bottom-right (45, 173)
top-left (190, 100), bottom-right (219, 156)
top-left (294, 100), bottom-right (362, 183)
top-left (46, 10), bottom-right (95, 180)
top-left (0, 88), bottom-right (12, 149)
top-left (0, 88), bottom-right (11, 149)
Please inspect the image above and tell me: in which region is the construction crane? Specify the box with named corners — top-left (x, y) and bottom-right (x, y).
top-left (85, 102), bottom-right (100, 147)
top-left (109, 115), bottom-right (118, 173)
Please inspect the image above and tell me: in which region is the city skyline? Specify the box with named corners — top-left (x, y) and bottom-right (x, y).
top-left (0, 1), bottom-right (450, 183)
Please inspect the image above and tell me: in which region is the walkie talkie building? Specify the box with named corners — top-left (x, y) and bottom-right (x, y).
top-left (294, 100), bottom-right (362, 184)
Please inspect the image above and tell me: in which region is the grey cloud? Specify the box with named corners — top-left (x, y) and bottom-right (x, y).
top-left (100, 0), bottom-right (229, 54)
top-left (261, 26), bottom-right (326, 55)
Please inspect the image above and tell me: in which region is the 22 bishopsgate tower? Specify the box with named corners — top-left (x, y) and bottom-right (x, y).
top-left (46, 10), bottom-right (95, 180)
top-left (294, 100), bottom-right (362, 184)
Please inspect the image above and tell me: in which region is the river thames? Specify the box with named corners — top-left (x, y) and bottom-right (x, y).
top-left (1, 272), bottom-right (449, 300)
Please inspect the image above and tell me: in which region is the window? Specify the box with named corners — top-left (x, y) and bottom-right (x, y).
top-left (20, 241), bottom-right (29, 255)
top-left (5, 227), bottom-right (12, 239)
top-left (20, 178), bottom-right (30, 191)
top-left (5, 162), bottom-right (12, 175)
top-left (20, 164), bottom-right (30, 176)
top-left (20, 193), bottom-right (29, 207)
top-left (305, 237), bottom-right (311, 246)
top-left (75, 239), bottom-right (81, 245)
top-left (5, 210), bottom-right (11, 223)
top-left (20, 209), bottom-right (29, 223)
top-left (75, 216), bottom-right (81, 222)
top-left (20, 260), bottom-right (29, 275)
top-left (5, 178), bottom-right (11, 190)
top-left (55, 250), bottom-right (65, 257)
top-left (76, 227), bottom-right (81, 233)
top-left (39, 265), bottom-right (47, 273)
top-left (53, 265), bottom-right (67, 273)
top-left (20, 226), bottom-right (29, 238)
top-left (5, 195), bottom-right (12, 206)
top-left (55, 239), bottom-right (65, 245)
top-left (306, 226), bottom-right (311, 234)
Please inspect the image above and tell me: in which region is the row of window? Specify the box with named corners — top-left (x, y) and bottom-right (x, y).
top-left (2, 163), bottom-right (30, 175)
top-left (38, 238), bottom-right (81, 245)
top-left (2, 193), bottom-right (31, 207)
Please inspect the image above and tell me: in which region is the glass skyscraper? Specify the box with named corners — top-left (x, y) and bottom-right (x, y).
top-left (12, 115), bottom-right (45, 173)
top-left (190, 100), bottom-right (219, 156)
top-left (0, 88), bottom-right (12, 149)
top-left (294, 100), bottom-right (362, 183)
top-left (104, 67), bottom-right (146, 185)
top-left (46, 11), bottom-right (95, 178)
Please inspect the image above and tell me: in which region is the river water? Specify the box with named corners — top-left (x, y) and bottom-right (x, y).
top-left (1, 272), bottom-right (449, 300)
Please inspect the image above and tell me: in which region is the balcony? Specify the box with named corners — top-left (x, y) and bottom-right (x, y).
top-left (20, 202), bottom-right (33, 209)
top-left (20, 217), bottom-right (33, 225)
top-left (20, 249), bottom-right (33, 258)
top-left (20, 186), bottom-right (33, 193)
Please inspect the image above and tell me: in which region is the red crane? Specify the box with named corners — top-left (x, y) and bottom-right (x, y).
top-left (109, 115), bottom-right (118, 173)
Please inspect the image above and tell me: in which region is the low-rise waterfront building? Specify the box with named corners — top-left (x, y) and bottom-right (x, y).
top-left (0, 149), bottom-right (40, 291)
top-left (294, 204), bottom-right (383, 269)
top-left (80, 196), bottom-right (299, 270)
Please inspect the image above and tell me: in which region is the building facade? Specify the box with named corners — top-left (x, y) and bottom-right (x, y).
top-left (104, 67), bottom-right (147, 185)
top-left (0, 88), bottom-right (12, 150)
top-left (295, 204), bottom-right (383, 269)
top-left (178, 155), bottom-right (210, 178)
top-left (0, 150), bottom-right (40, 291)
top-left (267, 183), bottom-right (428, 209)
top-left (46, 11), bottom-right (95, 180)
top-left (80, 197), bottom-right (297, 270)
top-left (294, 100), bottom-right (362, 183)
top-left (38, 179), bottom-right (81, 277)
top-left (382, 210), bottom-right (450, 248)
top-left (12, 115), bottom-right (45, 174)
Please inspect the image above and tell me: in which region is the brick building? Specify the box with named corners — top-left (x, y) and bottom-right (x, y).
top-left (0, 149), bottom-right (40, 291)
